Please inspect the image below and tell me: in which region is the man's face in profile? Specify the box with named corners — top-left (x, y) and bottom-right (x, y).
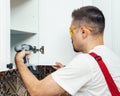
top-left (71, 39), bottom-right (79, 52)
top-left (70, 19), bottom-right (81, 53)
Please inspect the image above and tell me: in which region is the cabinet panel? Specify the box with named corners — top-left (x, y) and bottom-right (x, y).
top-left (38, 0), bottom-right (83, 65)
top-left (0, 0), bottom-right (10, 71)
top-left (11, 0), bottom-right (38, 33)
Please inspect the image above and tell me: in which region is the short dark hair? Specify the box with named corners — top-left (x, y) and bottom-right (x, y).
top-left (72, 6), bottom-right (105, 34)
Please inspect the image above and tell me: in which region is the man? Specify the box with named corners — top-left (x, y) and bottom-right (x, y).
top-left (15, 6), bottom-right (120, 96)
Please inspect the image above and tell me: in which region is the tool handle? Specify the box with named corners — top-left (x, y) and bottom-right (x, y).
top-left (23, 56), bottom-right (27, 64)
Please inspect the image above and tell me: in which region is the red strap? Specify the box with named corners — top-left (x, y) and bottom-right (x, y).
top-left (89, 52), bottom-right (120, 96)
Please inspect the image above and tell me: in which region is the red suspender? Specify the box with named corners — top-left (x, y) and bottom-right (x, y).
top-left (89, 52), bottom-right (120, 96)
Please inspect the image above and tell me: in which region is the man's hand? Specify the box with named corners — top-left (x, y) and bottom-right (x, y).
top-left (14, 51), bottom-right (65, 96)
top-left (15, 50), bottom-right (30, 64)
top-left (52, 62), bottom-right (65, 70)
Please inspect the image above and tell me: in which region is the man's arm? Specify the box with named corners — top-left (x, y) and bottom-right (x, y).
top-left (15, 50), bottom-right (65, 96)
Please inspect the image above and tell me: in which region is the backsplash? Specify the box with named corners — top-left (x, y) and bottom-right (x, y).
top-left (0, 65), bottom-right (55, 96)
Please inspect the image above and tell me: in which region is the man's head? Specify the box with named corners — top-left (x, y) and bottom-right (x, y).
top-left (70, 6), bottom-right (105, 53)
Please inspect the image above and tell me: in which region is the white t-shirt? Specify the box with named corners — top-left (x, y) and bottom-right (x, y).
top-left (52, 45), bottom-right (120, 96)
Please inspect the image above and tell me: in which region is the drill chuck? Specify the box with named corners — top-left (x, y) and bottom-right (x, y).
top-left (14, 44), bottom-right (33, 52)
top-left (14, 44), bottom-right (33, 64)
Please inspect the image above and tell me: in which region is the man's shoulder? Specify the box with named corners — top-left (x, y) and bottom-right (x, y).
top-left (69, 53), bottom-right (95, 67)
top-left (75, 53), bottom-right (93, 60)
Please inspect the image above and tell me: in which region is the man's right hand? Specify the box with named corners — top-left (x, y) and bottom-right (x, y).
top-left (15, 50), bottom-right (30, 64)
top-left (52, 62), bottom-right (65, 70)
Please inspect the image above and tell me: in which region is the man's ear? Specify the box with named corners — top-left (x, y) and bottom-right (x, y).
top-left (80, 26), bottom-right (89, 39)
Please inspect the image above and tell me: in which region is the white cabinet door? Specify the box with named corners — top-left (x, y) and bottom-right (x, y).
top-left (38, 0), bottom-right (83, 65)
top-left (0, 0), bottom-right (10, 71)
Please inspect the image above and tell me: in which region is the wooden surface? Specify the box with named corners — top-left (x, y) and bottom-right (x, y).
top-left (61, 92), bottom-right (71, 96)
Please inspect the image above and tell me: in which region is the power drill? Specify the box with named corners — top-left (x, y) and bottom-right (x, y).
top-left (14, 44), bottom-right (33, 64)
top-left (14, 44), bottom-right (40, 78)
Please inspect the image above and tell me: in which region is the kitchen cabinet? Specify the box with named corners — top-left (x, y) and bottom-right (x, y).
top-left (3, 0), bottom-right (83, 71)
top-left (0, 0), bottom-right (10, 71)
top-left (1, 0), bottom-right (120, 72)
top-left (0, 0), bottom-right (40, 71)
top-left (10, 0), bottom-right (40, 67)
top-left (11, 0), bottom-right (83, 68)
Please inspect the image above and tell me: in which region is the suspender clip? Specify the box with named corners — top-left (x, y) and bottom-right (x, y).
top-left (95, 56), bottom-right (102, 62)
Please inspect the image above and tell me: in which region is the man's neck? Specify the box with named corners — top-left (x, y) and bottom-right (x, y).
top-left (83, 36), bottom-right (104, 53)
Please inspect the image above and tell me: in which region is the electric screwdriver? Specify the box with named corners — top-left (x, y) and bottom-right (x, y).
top-left (14, 44), bottom-right (33, 64)
top-left (14, 44), bottom-right (40, 78)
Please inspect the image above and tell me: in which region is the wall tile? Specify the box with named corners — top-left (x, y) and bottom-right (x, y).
top-left (0, 66), bottom-right (71, 96)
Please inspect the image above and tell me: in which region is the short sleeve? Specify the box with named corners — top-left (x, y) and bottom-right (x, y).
top-left (51, 54), bottom-right (93, 95)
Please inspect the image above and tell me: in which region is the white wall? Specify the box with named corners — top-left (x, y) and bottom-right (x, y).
top-left (111, 0), bottom-right (120, 57)
top-left (93, 0), bottom-right (120, 57)
top-left (92, 0), bottom-right (112, 49)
